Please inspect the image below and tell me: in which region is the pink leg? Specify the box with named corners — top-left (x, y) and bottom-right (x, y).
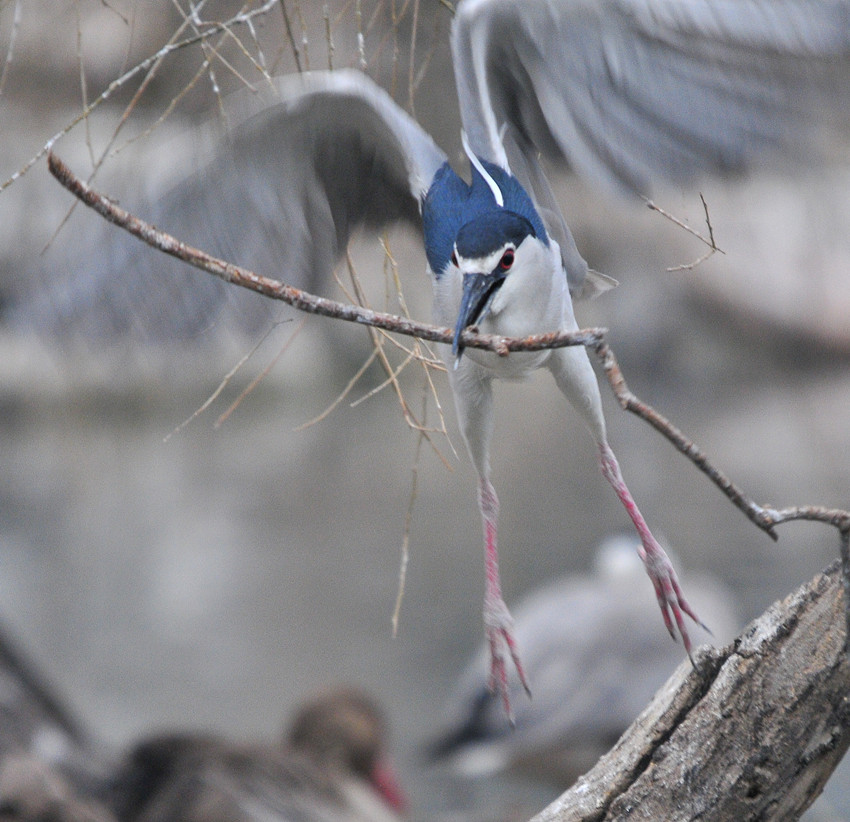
top-left (598, 442), bottom-right (707, 658)
top-left (478, 477), bottom-right (531, 722)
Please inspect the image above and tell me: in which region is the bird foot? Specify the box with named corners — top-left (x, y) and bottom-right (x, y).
top-left (598, 442), bottom-right (707, 661)
top-left (483, 594), bottom-right (531, 724)
top-left (639, 537), bottom-right (709, 661)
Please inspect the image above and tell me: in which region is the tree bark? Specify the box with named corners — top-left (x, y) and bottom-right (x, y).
top-left (532, 561), bottom-right (850, 822)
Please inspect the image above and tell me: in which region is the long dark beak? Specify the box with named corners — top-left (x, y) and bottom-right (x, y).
top-left (452, 270), bottom-right (508, 360)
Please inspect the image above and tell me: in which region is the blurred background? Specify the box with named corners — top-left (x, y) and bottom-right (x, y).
top-left (1, 1), bottom-right (849, 819)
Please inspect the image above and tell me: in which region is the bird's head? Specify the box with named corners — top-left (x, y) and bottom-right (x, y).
top-left (451, 209), bottom-right (539, 359)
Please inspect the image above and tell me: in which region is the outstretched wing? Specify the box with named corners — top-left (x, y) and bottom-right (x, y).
top-left (453, 0), bottom-right (850, 195)
top-left (19, 70), bottom-right (446, 342)
top-left (452, 0), bottom-right (850, 295)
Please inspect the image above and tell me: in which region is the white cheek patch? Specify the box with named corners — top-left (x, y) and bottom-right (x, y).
top-left (454, 242), bottom-right (515, 275)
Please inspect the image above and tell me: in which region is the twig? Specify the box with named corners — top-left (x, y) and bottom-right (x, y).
top-left (0, 0), bottom-right (280, 194)
top-left (379, 234), bottom-right (452, 441)
top-left (75, 3), bottom-right (95, 169)
top-left (277, 0), bottom-right (303, 73)
top-left (164, 318), bottom-right (292, 441)
top-left (47, 151), bottom-right (850, 639)
top-left (215, 316), bottom-right (307, 428)
top-left (295, 347), bottom-right (379, 431)
top-left (392, 387), bottom-right (430, 637)
top-left (341, 250), bottom-right (452, 466)
top-left (407, 0), bottom-right (419, 115)
top-left (355, 0), bottom-right (367, 70)
top-left (323, 2), bottom-right (334, 70)
top-left (644, 193), bottom-right (724, 272)
top-left (0, 0), bottom-right (22, 100)
top-left (292, 0), bottom-right (311, 71)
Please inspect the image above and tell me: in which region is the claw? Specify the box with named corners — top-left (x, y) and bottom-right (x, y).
top-left (484, 596), bottom-right (532, 724)
top-left (642, 538), bottom-right (711, 664)
top-left (598, 442), bottom-right (708, 661)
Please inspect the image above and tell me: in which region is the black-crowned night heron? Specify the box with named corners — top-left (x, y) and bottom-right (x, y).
top-left (25, 0), bottom-right (850, 719)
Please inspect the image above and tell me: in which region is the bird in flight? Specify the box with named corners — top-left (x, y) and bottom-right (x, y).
top-left (36, 0), bottom-right (850, 720)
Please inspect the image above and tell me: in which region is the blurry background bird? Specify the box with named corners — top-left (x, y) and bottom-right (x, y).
top-left (426, 535), bottom-right (739, 819)
top-left (2, 1), bottom-right (850, 820)
top-left (0, 614), bottom-right (406, 822)
top-left (110, 686), bottom-right (406, 822)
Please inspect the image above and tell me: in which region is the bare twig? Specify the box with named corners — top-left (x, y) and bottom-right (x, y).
top-left (355, 0), bottom-right (367, 70)
top-left (215, 316), bottom-right (307, 428)
top-left (407, 0), bottom-right (420, 115)
top-left (0, 0), bottom-right (22, 100)
top-left (292, 0), bottom-right (311, 71)
top-left (277, 0), bottom-right (303, 73)
top-left (644, 193), bottom-right (724, 271)
top-left (163, 320), bottom-right (281, 441)
top-left (341, 250), bottom-right (452, 465)
top-left (1, 0), bottom-right (280, 194)
top-left (392, 387), bottom-right (430, 637)
top-left (75, 3), bottom-right (95, 169)
top-left (379, 235), bottom-right (451, 439)
top-left (295, 347), bottom-right (379, 430)
top-left (46, 151), bottom-right (850, 639)
top-left (323, 2), bottom-right (334, 70)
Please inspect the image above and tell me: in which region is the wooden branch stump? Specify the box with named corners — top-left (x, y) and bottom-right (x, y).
top-left (533, 561), bottom-right (850, 822)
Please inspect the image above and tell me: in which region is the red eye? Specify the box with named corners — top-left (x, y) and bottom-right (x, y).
top-left (500, 249), bottom-right (515, 270)
top-left (451, 250), bottom-right (458, 267)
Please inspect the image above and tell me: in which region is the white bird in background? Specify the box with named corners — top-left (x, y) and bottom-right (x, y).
top-left (20, 0), bottom-right (850, 717)
top-left (429, 536), bottom-right (739, 789)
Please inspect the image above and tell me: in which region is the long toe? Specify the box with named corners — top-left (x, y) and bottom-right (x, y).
top-left (642, 543), bottom-right (706, 659)
top-left (483, 596), bottom-right (532, 722)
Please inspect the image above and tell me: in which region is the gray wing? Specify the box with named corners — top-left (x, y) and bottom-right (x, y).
top-left (452, 0), bottom-right (850, 294)
top-left (452, 0), bottom-right (850, 195)
top-left (15, 70), bottom-right (446, 343)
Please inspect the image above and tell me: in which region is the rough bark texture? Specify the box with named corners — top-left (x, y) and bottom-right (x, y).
top-left (532, 561), bottom-right (850, 822)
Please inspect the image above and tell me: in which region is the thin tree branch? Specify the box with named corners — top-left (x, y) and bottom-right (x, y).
top-left (46, 151), bottom-right (604, 358)
top-left (0, 0), bottom-right (22, 100)
top-left (214, 316), bottom-right (307, 428)
top-left (163, 318), bottom-right (291, 442)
